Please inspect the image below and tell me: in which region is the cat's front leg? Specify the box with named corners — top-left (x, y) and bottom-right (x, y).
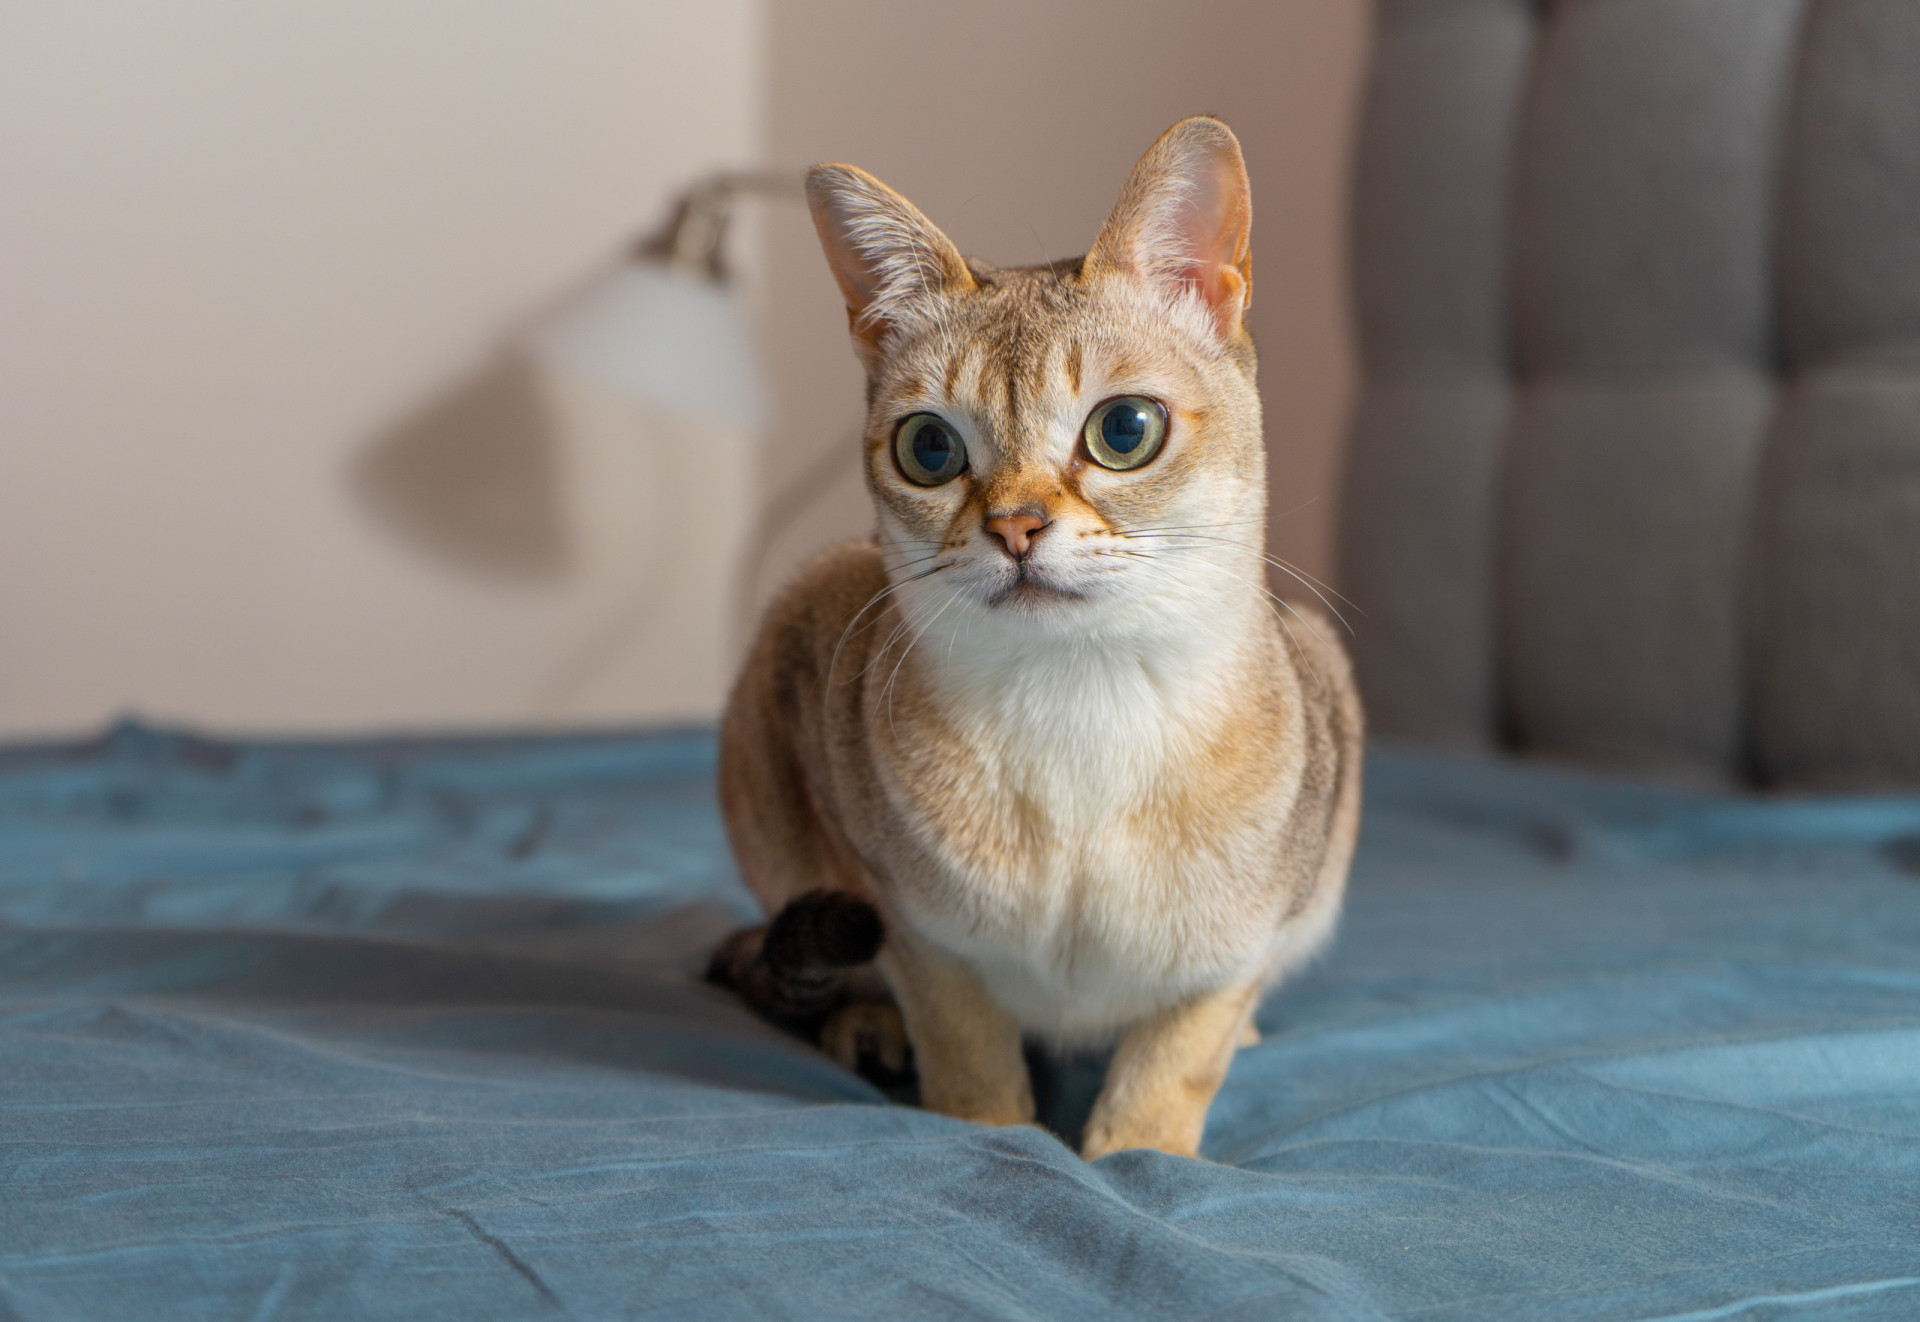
top-left (1080, 981), bottom-right (1259, 1160)
top-left (877, 932), bottom-right (1033, 1127)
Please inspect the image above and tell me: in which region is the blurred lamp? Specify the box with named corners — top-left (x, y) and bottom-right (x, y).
top-left (524, 171), bottom-right (799, 428)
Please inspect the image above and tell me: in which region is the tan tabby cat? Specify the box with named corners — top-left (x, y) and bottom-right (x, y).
top-left (714, 116), bottom-right (1362, 1160)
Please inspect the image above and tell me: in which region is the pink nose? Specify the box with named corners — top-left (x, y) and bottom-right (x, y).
top-left (984, 511), bottom-right (1049, 558)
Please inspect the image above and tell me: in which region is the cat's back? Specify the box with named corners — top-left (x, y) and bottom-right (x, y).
top-left (1269, 600), bottom-right (1365, 795)
top-left (750, 537), bottom-right (888, 663)
top-left (723, 537), bottom-right (892, 757)
top-left (718, 538), bottom-right (894, 912)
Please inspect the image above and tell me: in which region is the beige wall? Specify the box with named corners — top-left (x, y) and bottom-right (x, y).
top-left (749, 0), bottom-right (1371, 613)
top-left (0, 2), bottom-right (761, 737)
top-left (0, 2), bottom-right (1368, 739)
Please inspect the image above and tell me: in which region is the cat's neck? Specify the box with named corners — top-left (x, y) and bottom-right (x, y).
top-left (899, 587), bottom-right (1275, 736)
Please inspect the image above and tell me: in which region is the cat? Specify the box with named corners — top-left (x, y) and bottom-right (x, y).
top-left (709, 116), bottom-right (1362, 1160)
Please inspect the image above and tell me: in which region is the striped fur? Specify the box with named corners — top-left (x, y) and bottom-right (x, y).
top-left (719, 118), bottom-right (1363, 1159)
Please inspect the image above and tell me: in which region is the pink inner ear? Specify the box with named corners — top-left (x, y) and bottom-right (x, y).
top-left (1089, 118), bottom-right (1253, 338)
top-left (1173, 232), bottom-right (1250, 338)
top-left (806, 172), bottom-right (891, 317)
top-left (1190, 260), bottom-right (1239, 321)
top-left (1138, 147), bottom-right (1251, 337)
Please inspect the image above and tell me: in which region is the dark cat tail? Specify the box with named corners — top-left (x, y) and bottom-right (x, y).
top-left (705, 889), bottom-right (884, 1025)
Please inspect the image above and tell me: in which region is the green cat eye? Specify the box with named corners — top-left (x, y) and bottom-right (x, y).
top-left (894, 413), bottom-right (968, 486)
top-left (1083, 396), bottom-right (1168, 471)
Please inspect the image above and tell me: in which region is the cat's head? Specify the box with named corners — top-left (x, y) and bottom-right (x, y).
top-left (807, 117), bottom-right (1265, 642)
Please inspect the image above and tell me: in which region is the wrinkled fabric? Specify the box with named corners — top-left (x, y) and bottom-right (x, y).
top-left (2, 722), bottom-right (1917, 1321)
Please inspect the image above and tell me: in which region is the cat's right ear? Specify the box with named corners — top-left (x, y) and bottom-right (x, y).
top-left (806, 164), bottom-right (975, 367)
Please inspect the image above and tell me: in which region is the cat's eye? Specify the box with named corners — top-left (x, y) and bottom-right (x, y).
top-left (893, 413), bottom-right (968, 486)
top-left (1082, 396), bottom-right (1168, 471)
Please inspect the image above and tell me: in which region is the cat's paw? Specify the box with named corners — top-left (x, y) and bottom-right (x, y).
top-left (1080, 1114), bottom-right (1204, 1161)
top-left (821, 1001), bottom-right (909, 1077)
top-left (918, 1078), bottom-right (1037, 1128)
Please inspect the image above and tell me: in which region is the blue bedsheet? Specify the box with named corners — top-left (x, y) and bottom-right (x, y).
top-left (3, 722), bottom-right (1917, 1320)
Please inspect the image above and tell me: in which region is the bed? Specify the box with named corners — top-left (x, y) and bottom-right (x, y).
top-left (4, 722), bottom-right (1918, 1319)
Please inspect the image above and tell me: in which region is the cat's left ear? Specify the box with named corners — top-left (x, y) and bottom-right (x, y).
top-left (1085, 116), bottom-right (1253, 342)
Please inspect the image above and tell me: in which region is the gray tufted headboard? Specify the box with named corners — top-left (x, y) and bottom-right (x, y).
top-left (1338, 0), bottom-right (1920, 789)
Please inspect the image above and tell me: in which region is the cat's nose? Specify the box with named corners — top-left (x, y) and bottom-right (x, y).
top-left (984, 510), bottom-right (1051, 559)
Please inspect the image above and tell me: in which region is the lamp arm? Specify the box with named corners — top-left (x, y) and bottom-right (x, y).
top-left (634, 170), bottom-right (805, 281)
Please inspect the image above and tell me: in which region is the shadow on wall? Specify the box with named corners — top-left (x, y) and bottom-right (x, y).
top-left (737, 439), bottom-right (871, 617)
top-left (355, 338), bottom-right (877, 637)
top-left (345, 345), bottom-right (777, 724)
top-left (352, 354), bottom-right (569, 581)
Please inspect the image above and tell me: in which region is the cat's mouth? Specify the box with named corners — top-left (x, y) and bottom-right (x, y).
top-left (986, 563), bottom-right (1085, 609)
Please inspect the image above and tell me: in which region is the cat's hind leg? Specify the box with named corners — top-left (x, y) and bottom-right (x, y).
top-left (1080, 981), bottom-right (1259, 1160)
top-left (820, 998), bottom-right (909, 1076)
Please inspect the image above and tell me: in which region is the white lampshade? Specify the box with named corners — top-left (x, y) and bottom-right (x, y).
top-left (526, 260), bottom-right (766, 428)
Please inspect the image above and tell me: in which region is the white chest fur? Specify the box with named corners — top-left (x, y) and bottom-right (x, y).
top-left (877, 620), bottom-right (1302, 1046)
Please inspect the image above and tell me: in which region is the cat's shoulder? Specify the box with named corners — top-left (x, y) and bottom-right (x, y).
top-left (1272, 600), bottom-right (1354, 682)
top-left (1267, 598), bottom-right (1364, 749)
top-left (749, 538), bottom-right (891, 666)
top-left (768, 538), bottom-right (887, 623)
top-left (733, 540), bottom-right (889, 719)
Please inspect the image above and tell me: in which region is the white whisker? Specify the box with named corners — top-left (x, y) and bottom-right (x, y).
top-left (828, 557), bottom-right (952, 686)
top-left (1116, 530), bottom-right (1357, 630)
